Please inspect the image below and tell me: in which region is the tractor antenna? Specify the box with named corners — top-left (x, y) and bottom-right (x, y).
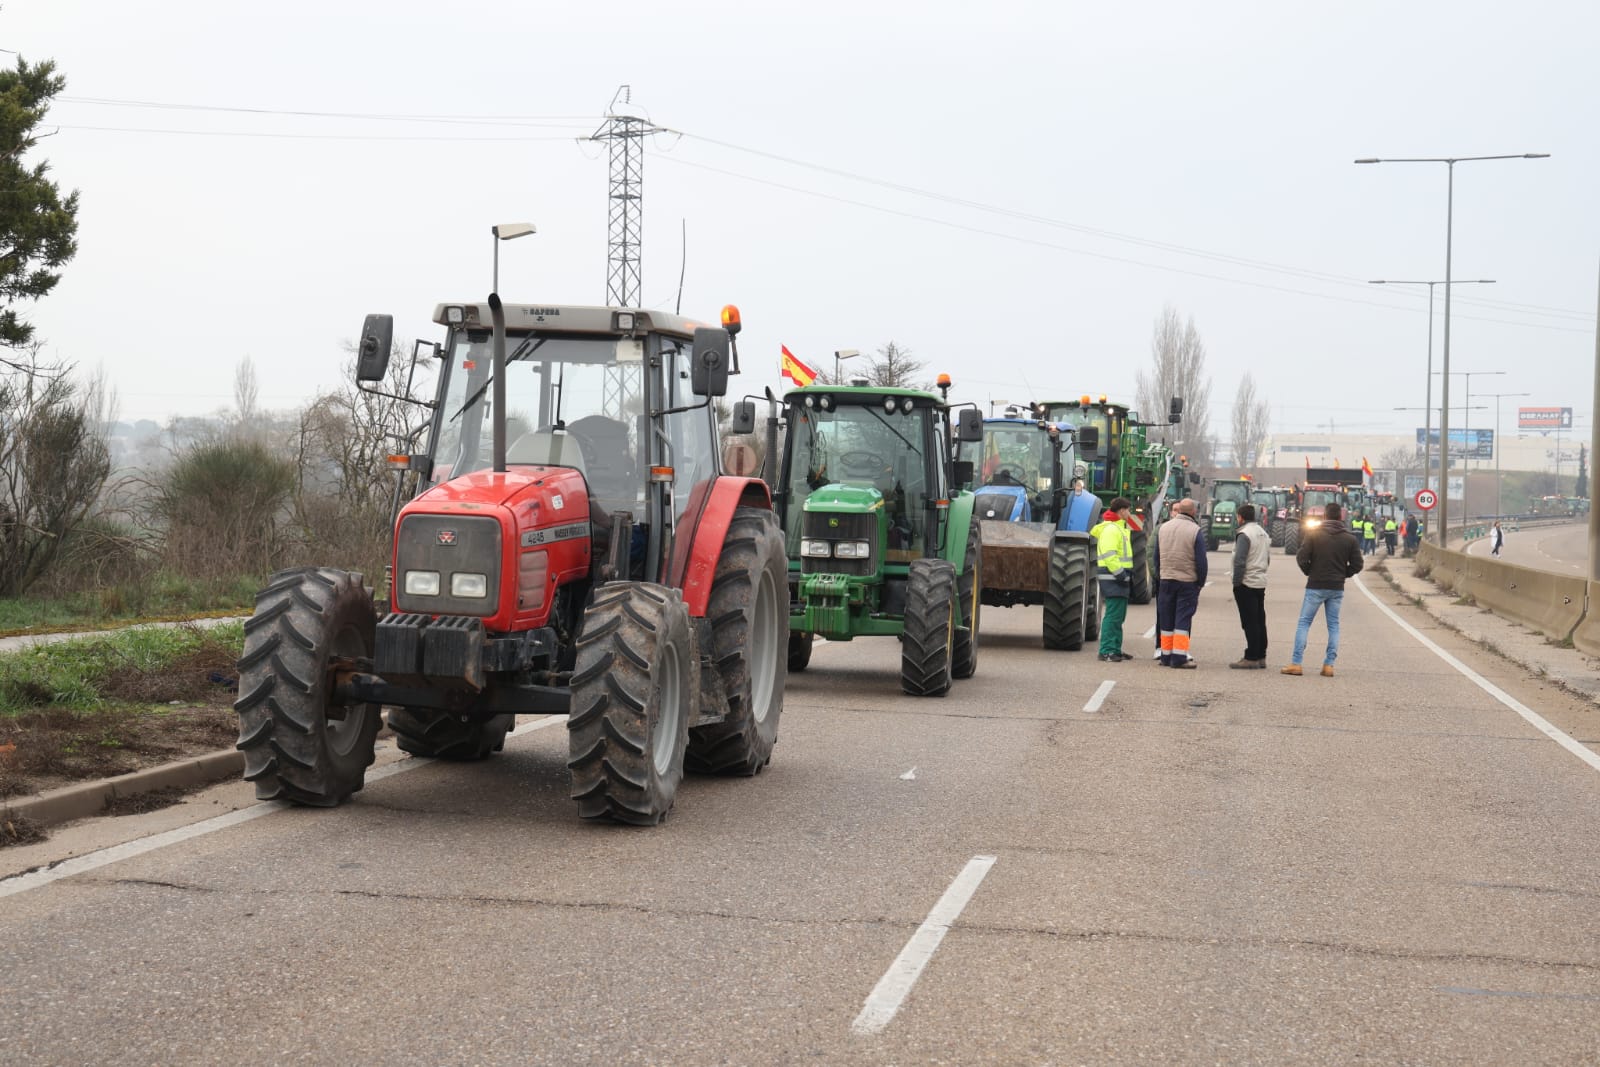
top-left (675, 217), bottom-right (687, 314)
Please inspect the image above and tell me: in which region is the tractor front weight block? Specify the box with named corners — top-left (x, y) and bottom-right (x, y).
top-left (335, 673), bottom-right (571, 717)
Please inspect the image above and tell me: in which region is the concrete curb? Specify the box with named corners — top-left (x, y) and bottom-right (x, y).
top-left (1, 749), bottom-right (244, 829)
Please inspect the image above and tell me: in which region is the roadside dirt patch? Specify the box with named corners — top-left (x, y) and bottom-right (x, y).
top-left (2, 813), bottom-right (46, 847)
top-left (0, 701), bottom-right (237, 799)
top-left (105, 786), bottom-right (188, 816)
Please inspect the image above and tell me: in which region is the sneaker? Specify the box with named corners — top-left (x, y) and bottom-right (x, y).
top-left (1320, 664), bottom-right (1335, 677)
top-left (1171, 660), bottom-right (1197, 670)
top-left (1116, 652), bottom-right (1135, 661)
top-left (1281, 665), bottom-right (1303, 676)
top-left (1097, 653), bottom-right (1122, 662)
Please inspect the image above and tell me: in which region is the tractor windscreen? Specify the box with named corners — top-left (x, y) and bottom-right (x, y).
top-left (1041, 405), bottom-right (1113, 492)
top-left (1214, 483), bottom-right (1251, 506)
top-left (784, 398), bottom-right (932, 558)
top-left (432, 330), bottom-right (716, 520)
top-left (1301, 489), bottom-right (1340, 512)
top-left (979, 424), bottom-right (1052, 493)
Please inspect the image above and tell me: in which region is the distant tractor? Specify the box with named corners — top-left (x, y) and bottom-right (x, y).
top-left (1037, 394), bottom-right (1185, 605)
top-left (970, 413), bottom-right (1102, 651)
top-left (1202, 477), bottom-right (1254, 551)
top-left (767, 378), bottom-right (981, 696)
top-left (234, 299), bottom-right (788, 826)
top-left (1283, 468), bottom-right (1365, 554)
top-left (1252, 485), bottom-right (1292, 546)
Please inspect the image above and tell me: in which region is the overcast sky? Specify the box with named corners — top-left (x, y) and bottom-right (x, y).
top-left (7, 1), bottom-right (1597, 443)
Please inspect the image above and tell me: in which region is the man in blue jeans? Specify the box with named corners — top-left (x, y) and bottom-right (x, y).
top-left (1282, 501), bottom-right (1363, 678)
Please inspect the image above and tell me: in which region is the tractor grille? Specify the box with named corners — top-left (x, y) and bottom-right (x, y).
top-left (802, 511), bottom-right (876, 576)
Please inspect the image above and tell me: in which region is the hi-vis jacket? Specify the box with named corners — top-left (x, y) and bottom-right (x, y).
top-left (1090, 514), bottom-right (1133, 597)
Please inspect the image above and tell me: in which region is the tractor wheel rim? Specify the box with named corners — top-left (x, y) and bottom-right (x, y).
top-left (653, 632), bottom-right (685, 777)
top-left (750, 565), bottom-right (780, 725)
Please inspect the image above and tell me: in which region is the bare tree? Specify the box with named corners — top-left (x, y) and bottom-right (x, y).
top-left (866, 341), bottom-right (930, 390)
top-left (1138, 306), bottom-right (1213, 471)
top-left (233, 356), bottom-right (259, 425)
top-left (0, 348), bottom-right (112, 595)
top-left (1228, 373), bottom-right (1271, 470)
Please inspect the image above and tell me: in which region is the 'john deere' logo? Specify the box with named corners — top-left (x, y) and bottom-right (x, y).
top-left (828, 517), bottom-right (840, 528)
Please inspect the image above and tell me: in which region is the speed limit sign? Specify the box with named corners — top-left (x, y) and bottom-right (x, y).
top-left (1414, 488), bottom-right (1437, 511)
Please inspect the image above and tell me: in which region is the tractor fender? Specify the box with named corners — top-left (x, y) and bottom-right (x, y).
top-left (669, 475), bottom-right (773, 617)
top-left (942, 492), bottom-right (977, 566)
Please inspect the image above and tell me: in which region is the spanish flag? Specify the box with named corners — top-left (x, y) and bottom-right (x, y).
top-left (780, 345), bottom-right (818, 387)
top-left (1361, 456), bottom-right (1374, 478)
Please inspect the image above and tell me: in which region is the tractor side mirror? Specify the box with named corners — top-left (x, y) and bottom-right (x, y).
top-left (356, 314), bottom-right (394, 383)
top-left (691, 327), bottom-right (732, 397)
top-left (1075, 426), bottom-right (1099, 453)
top-left (1168, 396), bottom-right (1184, 424)
top-left (1189, 470), bottom-right (1202, 485)
top-left (952, 460), bottom-right (975, 489)
top-left (956, 408), bottom-right (983, 442)
top-left (729, 400), bottom-right (757, 435)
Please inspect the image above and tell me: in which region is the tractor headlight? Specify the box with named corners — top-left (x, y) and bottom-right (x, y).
top-left (450, 572), bottom-right (488, 598)
top-left (404, 570), bottom-right (441, 596)
top-left (1306, 519), bottom-right (1321, 528)
top-left (833, 540), bottom-right (871, 559)
top-left (801, 539), bottom-right (833, 558)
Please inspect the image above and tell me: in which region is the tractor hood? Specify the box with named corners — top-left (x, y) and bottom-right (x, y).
top-left (415, 467), bottom-right (583, 510)
top-left (803, 483), bottom-right (885, 514)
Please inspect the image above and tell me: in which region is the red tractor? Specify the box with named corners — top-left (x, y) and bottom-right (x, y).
top-left (234, 297), bottom-right (788, 825)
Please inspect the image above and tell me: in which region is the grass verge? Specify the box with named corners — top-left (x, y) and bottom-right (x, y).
top-left (0, 574), bottom-right (260, 638)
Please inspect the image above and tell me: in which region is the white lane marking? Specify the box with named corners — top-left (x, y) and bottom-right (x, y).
top-left (0, 716), bottom-right (569, 900)
top-left (1083, 680), bottom-right (1116, 713)
top-left (899, 767), bottom-right (917, 781)
top-left (1355, 577), bottom-right (1600, 775)
top-left (1143, 624), bottom-right (1157, 639)
top-left (852, 855), bottom-right (997, 1036)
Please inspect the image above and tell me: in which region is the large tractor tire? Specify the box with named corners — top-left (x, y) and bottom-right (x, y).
top-left (1269, 518), bottom-right (1286, 547)
top-left (788, 632), bottom-right (814, 672)
top-left (686, 507), bottom-right (788, 776)
top-left (389, 708), bottom-right (514, 761)
top-left (951, 520), bottom-right (981, 680)
top-left (234, 567), bottom-right (382, 807)
top-left (1283, 524), bottom-right (1301, 555)
top-left (1043, 538), bottom-right (1089, 651)
top-left (1128, 527), bottom-right (1152, 605)
top-left (568, 582), bottom-right (693, 825)
top-left (1084, 568), bottom-right (1101, 642)
top-left (900, 558), bottom-right (956, 697)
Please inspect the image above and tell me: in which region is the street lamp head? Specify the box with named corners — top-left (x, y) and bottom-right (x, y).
top-left (1354, 158), bottom-right (1381, 164)
top-left (493, 222), bottom-right (536, 241)
top-left (834, 349), bottom-right (860, 360)
top-left (1523, 153), bottom-right (1551, 159)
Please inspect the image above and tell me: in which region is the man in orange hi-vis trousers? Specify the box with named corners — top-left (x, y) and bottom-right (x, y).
top-left (1153, 498), bottom-right (1208, 669)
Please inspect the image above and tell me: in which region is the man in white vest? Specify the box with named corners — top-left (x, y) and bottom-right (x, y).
top-left (1229, 503), bottom-right (1271, 669)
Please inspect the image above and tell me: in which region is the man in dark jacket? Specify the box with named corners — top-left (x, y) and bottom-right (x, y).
top-left (1282, 502), bottom-right (1364, 677)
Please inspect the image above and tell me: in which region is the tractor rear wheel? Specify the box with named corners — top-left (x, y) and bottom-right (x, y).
top-left (1044, 538), bottom-right (1088, 650)
top-left (951, 520), bottom-right (981, 680)
top-left (686, 507), bottom-right (787, 776)
top-left (234, 567), bottom-right (382, 807)
top-left (788, 632), bottom-right (814, 672)
top-left (1284, 524), bottom-right (1301, 555)
top-left (1084, 565), bottom-right (1101, 642)
top-left (1128, 527), bottom-right (1152, 604)
top-left (389, 709), bottom-right (513, 761)
top-left (900, 558), bottom-right (956, 697)
top-left (1270, 518), bottom-right (1286, 547)
top-left (568, 582), bottom-right (693, 825)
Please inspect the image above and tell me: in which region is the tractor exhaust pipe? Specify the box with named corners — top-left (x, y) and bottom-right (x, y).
top-left (489, 292), bottom-right (507, 474)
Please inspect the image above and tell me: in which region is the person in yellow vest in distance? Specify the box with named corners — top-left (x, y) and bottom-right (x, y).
top-left (1091, 496), bottom-right (1135, 662)
top-left (1383, 515), bottom-right (1399, 556)
top-left (1360, 515), bottom-right (1377, 556)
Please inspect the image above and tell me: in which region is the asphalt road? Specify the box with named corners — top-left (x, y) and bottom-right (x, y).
top-left (4, 556), bottom-right (1600, 1065)
top-left (1466, 519), bottom-right (1588, 574)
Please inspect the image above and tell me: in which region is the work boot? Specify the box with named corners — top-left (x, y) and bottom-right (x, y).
top-left (1280, 664), bottom-right (1303, 676)
top-left (1320, 664), bottom-right (1335, 677)
top-left (1229, 658), bottom-right (1255, 670)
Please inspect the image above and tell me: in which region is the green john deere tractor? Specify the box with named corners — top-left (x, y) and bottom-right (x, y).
top-left (1203, 478), bottom-right (1254, 551)
top-left (764, 382), bottom-right (981, 696)
top-left (1037, 395), bottom-right (1186, 605)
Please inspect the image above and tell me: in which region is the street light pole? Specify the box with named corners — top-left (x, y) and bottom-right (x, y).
top-left (1356, 152), bottom-right (1548, 543)
top-left (1369, 278), bottom-right (1495, 521)
top-left (833, 348), bottom-right (861, 384)
top-left (491, 222), bottom-right (537, 292)
top-left (1482, 391), bottom-right (1530, 517)
top-left (1433, 369), bottom-right (1504, 471)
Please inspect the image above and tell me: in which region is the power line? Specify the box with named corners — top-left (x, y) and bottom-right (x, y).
top-left (58, 95), bottom-right (599, 128)
top-left (54, 124), bottom-right (579, 142)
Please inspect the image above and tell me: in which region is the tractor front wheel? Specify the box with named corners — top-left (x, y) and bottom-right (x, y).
top-left (900, 559), bottom-right (956, 697)
top-left (1044, 538), bottom-right (1088, 651)
top-left (568, 582), bottom-right (693, 825)
top-left (389, 709), bottom-right (514, 761)
top-left (686, 507), bottom-right (788, 776)
top-left (1129, 527), bottom-right (1152, 604)
top-left (1284, 525), bottom-right (1301, 555)
top-left (234, 567), bottom-right (382, 806)
top-left (788, 632), bottom-right (814, 672)
top-left (951, 520), bottom-right (981, 680)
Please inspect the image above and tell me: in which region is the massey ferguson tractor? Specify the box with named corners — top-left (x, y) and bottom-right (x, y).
top-left (766, 377), bottom-right (981, 696)
top-left (1282, 468), bottom-right (1365, 554)
top-left (234, 297), bottom-right (788, 825)
top-left (969, 412), bottom-right (1102, 651)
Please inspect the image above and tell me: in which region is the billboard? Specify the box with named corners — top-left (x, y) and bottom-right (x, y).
top-left (1415, 427), bottom-right (1493, 459)
top-left (1519, 406), bottom-right (1573, 431)
top-left (1404, 474), bottom-right (1465, 500)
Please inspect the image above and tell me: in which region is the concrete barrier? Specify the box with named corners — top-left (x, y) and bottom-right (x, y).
top-left (1576, 582), bottom-right (1600, 658)
top-left (1414, 542), bottom-right (1586, 641)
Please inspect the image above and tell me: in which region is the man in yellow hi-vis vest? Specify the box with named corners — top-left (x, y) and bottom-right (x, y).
top-left (1091, 497), bottom-right (1135, 661)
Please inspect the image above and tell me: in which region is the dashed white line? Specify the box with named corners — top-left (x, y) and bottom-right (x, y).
top-left (1355, 577), bottom-right (1600, 776)
top-left (899, 767), bottom-right (918, 781)
top-left (0, 716), bottom-right (569, 900)
top-left (1083, 680), bottom-right (1116, 713)
top-left (852, 854), bottom-right (997, 1036)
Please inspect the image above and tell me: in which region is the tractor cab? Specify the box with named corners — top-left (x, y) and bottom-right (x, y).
top-left (1040, 397), bottom-right (1121, 496)
top-left (1204, 477), bottom-right (1254, 549)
